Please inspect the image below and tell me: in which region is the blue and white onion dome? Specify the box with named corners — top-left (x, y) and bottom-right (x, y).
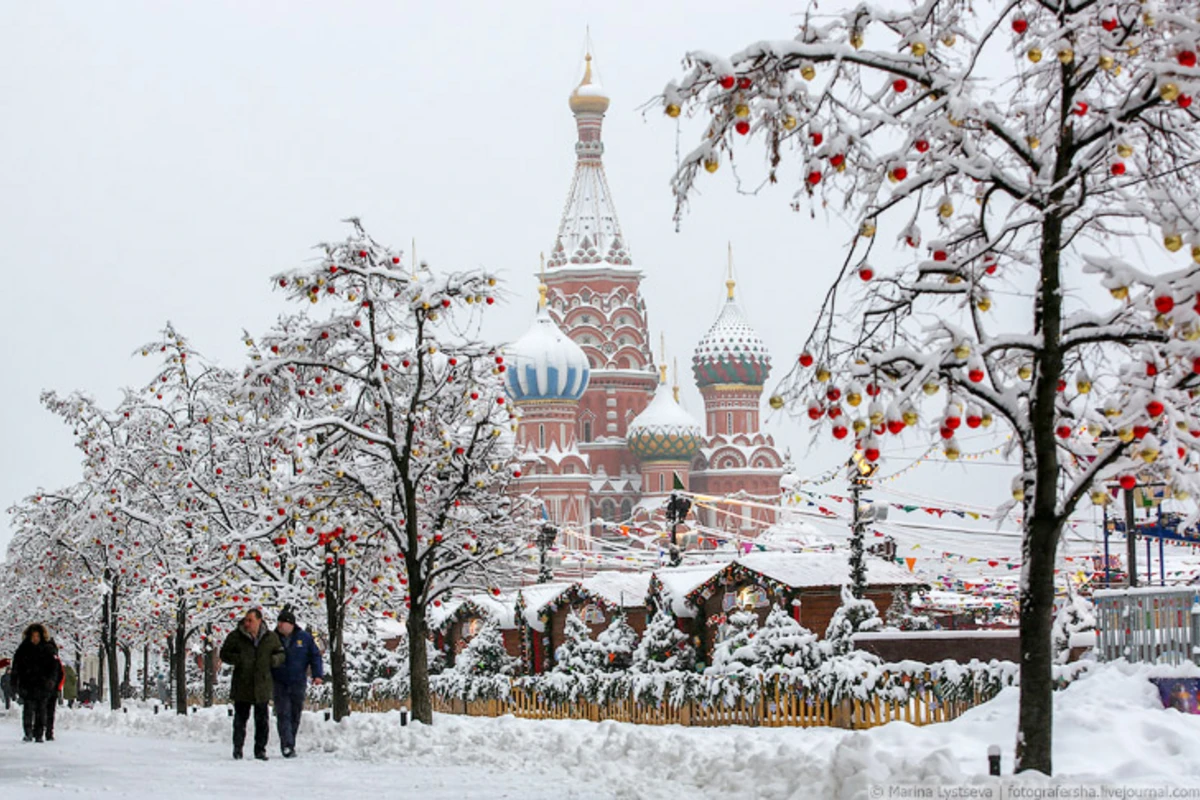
top-left (627, 369), bottom-right (704, 461)
top-left (506, 293), bottom-right (590, 402)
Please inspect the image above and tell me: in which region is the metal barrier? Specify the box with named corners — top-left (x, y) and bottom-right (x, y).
top-left (1094, 586), bottom-right (1200, 665)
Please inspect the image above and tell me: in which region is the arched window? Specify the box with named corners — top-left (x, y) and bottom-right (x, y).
top-left (726, 412), bottom-right (734, 433)
top-left (583, 421), bottom-right (593, 443)
top-left (601, 499), bottom-right (617, 522)
top-left (539, 424), bottom-right (546, 449)
top-left (659, 473), bottom-right (665, 493)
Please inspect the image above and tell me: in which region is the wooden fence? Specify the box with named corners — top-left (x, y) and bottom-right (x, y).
top-left (1094, 586), bottom-right (1200, 665)
top-left (429, 676), bottom-right (983, 730)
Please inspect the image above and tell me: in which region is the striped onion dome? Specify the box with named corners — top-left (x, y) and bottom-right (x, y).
top-left (692, 283), bottom-right (771, 388)
top-left (627, 374), bottom-right (703, 461)
top-left (506, 300), bottom-right (590, 402)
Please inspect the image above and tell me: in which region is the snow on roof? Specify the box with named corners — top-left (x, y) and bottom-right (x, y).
top-left (430, 592), bottom-right (518, 631)
top-left (580, 571), bottom-right (652, 609)
top-left (653, 563), bottom-right (727, 618)
top-left (375, 616), bottom-right (407, 640)
top-left (628, 380), bottom-right (703, 436)
top-left (757, 520), bottom-right (835, 551)
top-left (735, 551), bottom-right (925, 590)
top-left (516, 582), bottom-right (576, 630)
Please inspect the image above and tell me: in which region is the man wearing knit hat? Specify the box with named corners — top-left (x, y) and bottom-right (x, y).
top-left (271, 608), bottom-right (324, 759)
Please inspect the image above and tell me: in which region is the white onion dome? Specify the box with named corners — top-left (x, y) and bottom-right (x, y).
top-left (627, 370), bottom-right (703, 461)
top-left (506, 291), bottom-right (590, 402)
top-left (569, 53), bottom-right (610, 114)
top-left (692, 280), bottom-right (772, 388)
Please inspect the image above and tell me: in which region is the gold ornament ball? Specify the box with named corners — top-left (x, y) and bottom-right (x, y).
top-left (860, 221), bottom-right (877, 238)
top-left (1012, 487), bottom-right (1025, 502)
top-left (1077, 379), bottom-right (1092, 394)
top-left (734, 103), bottom-right (750, 119)
top-left (944, 445), bottom-right (960, 460)
top-left (1018, 364), bottom-right (1033, 380)
top-left (1110, 285), bottom-right (1129, 300)
top-left (847, 391), bottom-right (863, 407)
top-left (922, 381), bottom-right (940, 396)
top-left (816, 367), bottom-right (832, 383)
top-left (1099, 54), bottom-right (1115, 71)
top-left (704, 158), bottom-right (720, 174)
top-left (942, 33), bottom-right (957, 47)
top-left (1141, 446), bottom-right (1159, 464)
top-left (1058, 48), bottom-right (1074, 64)
top-left (1161, 83), bottom-right (1181, 102)
top-left (911, 41), bottom-right (927, 57)
top-left (782, 115), bottom-right (797, 130)
top-left (1028, 48), bottom-right (1043, 63)
top-left (980, 413), bottom-right (994, 428)
top-left (666, 103), bottom-right (681, 118)
top-left (1192, 246), bottom-right (1200, 265)
top-left (801, 64), bottom-right (816, 81)
top-left (939, 201), bottom-right (954, 218)
top-left (902, 409), bottom-right (919, 426)
top-left (1027, 135), bottom-right (1041, 150)
top-left (1118, 427), bottom-right (1135, 443)
top-left (953, 343), bottom-right (971, 359)
top-left (976, 296), bottom-right (992, 312)
top-left (851, 31), bottom-right (864, 49)
top-left (1164, 233), bottom-right (1183, 252)
top-left (768, 395), bottom-right (785, 410)
top-left (1116, 143), bottom-right (1133, 158)
top-left (1090, 490), bottom-right (1109, 506)
top-left (852, 418), bottom-right (868, 433)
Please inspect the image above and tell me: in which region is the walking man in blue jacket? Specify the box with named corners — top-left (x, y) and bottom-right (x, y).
top-left (272, 608), bottom-right (324, 758)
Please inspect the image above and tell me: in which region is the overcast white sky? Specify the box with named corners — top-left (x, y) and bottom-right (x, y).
top-left (0, 1), bottom-right (1051, 560)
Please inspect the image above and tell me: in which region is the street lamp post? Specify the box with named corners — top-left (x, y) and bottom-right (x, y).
top-left (847, 452), bottom-right (878, 599)
top-left (665, 490), bottom-right (692, 568)
top-left (536, 521), bottom-right (557, 584)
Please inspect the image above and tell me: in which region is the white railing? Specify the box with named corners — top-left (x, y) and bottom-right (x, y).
top-left (1093, 586), bottom-right (1200, 665)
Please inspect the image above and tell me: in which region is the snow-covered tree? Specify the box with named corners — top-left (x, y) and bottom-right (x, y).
top-left (887, 589), bottom-right (935, 632)
top-left (662, 0), bottom-right (1200, 774)
top-left (707, 610), bottom-right (761, 677)
top-left (454, 620), bottom-right (517, 677)
top-left (1052, 591), bottom-right (1096, 664)
top-left (595, 613), bottom-right (638, 672)
top-left (553, 611), bottom-right (603, 675)
top-left (244, 220), bottom-right (531, 724)
top-left (824, 587), bottom-right (883, 658)
top-left (756, 606), bottom-right (822, 671)
top-left (632, 607), bottom-right (695, 673)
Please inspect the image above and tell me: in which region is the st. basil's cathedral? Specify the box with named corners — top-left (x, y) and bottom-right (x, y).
top-left (505, 54), bottom-right (785, 552)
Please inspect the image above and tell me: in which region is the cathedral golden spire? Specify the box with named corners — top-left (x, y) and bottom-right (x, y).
top-left (726, 242), bottom-right (736, 300)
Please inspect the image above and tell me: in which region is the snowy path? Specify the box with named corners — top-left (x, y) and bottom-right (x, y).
top-left (0, 707), bottom-right (612, 800)
top-left (3, 663), bottom-right (1200, 799)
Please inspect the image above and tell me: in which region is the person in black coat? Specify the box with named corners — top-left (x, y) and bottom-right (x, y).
top-left (12, 624), bottom-right (59, 742)
top-left (41, 639), bottom-right (64, 741)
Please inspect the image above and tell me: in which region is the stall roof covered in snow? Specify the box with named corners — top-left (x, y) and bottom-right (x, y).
top-left (735, 551), bottom-right (925, 590)
top-left (579, 571), bottom-right (652, 609)
top-left (652, 563), bottom-right (727, 618)
top-left (429, 592), bottom-right (518, 632)
top-left (516, 582), bottom-right (577, 630)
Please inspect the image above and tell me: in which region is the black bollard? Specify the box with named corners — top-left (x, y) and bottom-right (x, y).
top-left (988, 745), bottom-right (1001, 776)
top-left (228, 707), bottom-right (233, 717)
top-left (400, 708), bottom-right (408, 727)
top-left (153, 705), bottom-right (159, 715)
top-left (191, 707), bottom-right (197, 715)
top-left (324, 710), bottom-right (331, 722)
top-left (123, 707), bottom-right (128, 714)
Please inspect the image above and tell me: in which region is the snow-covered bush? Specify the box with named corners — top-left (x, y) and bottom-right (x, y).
top-left (596, 614), bottom-right (637, 672)
top-left (757, 606), bottom-right (822, 673)
top-left (632, 608), bottom-right (695, 674)
top-left (431, 620), bottom-right (516, 701)
top-left (824, 586), bottom-right (883, 657)
top-left (1052, 594), bottom-right (1096, 665)
top-left (553, 611), bottom-right (604, 675)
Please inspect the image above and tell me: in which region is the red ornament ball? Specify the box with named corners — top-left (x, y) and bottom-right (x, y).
top-left (807, 170), bottom-right (822, 185)
top-left (1101, 18), bottom-right (1119, 32)
top-left (858, 266), bottom-right (874, 281)
top-left (832, 425), bottom-right (849, 440)
top-left (1155, 295), bottom-right (1175, 314)
top-left (718, 75), bottom-right (736, 90)
top-left (1012, 18), bottom-right (1028, 34)
top-left (1056, 424), bottom-right (1072, 439)
top-left (915, 139), bottom-right (930, 153)
top-left (737, 77), bottom-right (752, 90)
top-left (1119, 475), bottom-right (1136, 491)
top-left (1147, 399), bottom-right (1165, 417)
top-left (810, 132), bottom-right (823, 146)
top-left (892, 78), bottom-right (908, 93)
top-left (864, 447), bottom-right (880, 462)
top-left (1179, 50), bottom-right (1197, 68)
top-left (735, 120), bottom-right (751, 135)
top-left (799, 352), bottom-right (814, 367)
top-left (1111, 162), bottom-right (1126, 176)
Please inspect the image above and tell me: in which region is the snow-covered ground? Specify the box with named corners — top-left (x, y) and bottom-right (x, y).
top-left (3, 662), bottom-right (1200, 799)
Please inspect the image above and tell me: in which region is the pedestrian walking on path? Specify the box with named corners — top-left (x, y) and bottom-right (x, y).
top-left (219, 608), bottom-right (284, 761)
top-left (271, 608), bottom-right (324, 759)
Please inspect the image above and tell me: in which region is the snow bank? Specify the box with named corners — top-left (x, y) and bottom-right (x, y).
top-left (38, 661), bottom-right (1200, 798)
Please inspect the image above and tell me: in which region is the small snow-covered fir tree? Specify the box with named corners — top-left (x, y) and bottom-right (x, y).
top-left (595, 613), bottom-right (637, 672)
top-left (553, 611), bottom-right (603, 674)
top-left (707, 611), bottom-right (761, 676)
top-left (632, 608), bottom-right (695, 673)
top-left (887, 590), bottom-right (934, 632)
top-left (456, 620), bottom-right (516, 677)
top-left (824, 586), bottom-right (883, 657)
top-left (1052, 592), bottom-right (1096, 665)
top-left (755, 606), bottom-right (822, 672)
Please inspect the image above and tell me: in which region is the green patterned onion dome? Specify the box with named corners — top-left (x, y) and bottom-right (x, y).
top-left (627, 381), bottom-right (703, 462)
top-left (692, 295), bottom-right (771, 387)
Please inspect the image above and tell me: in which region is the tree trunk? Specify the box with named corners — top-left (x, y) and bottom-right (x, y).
top-left (174, 602), bottom-right (188, 715)
top-left (1016, 178), bottom-right (1068, 774)
top-left (408, 607), bottom-right (432, 725)
top-left (121, 643), bottom-right (132, 698)
top-left (165, 637), bottom-right (175, 708)
top-left (203, 623), bottom-right (215, 707)
top-left (324, 560), bottom-right (350, 721)
top-left (97, 641), bottom-right (106, 704)
top-left (101, 578), bottom-right (121, 710)
top-left (142, 643), bottom-right (151, 702)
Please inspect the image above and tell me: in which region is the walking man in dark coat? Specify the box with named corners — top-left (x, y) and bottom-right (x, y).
top-left (271, 608), bottom-right (324, 758)
top-left (219, 608), bottom-right (284, 761)
top-left (41, 639), bottom-right (64, 741)
top-left (11, 623), bottom-right (58, 742)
